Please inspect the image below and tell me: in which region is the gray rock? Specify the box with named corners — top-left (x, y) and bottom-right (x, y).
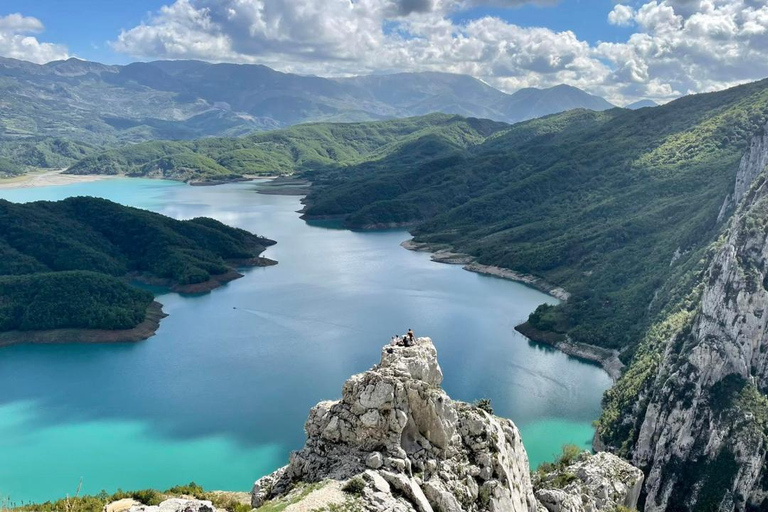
top-left (534, 452), bottom-right (644, 512)
top-left (620, 145), bottom-right (768, 511)
top-left (127, 499), bottom-right (218, 512)
top-left (251, 336), bottom-right (641, 512)
top-left (367, 451), bottom-right (384, 469)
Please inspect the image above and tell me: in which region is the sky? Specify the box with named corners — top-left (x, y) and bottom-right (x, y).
top-left (1, 0), bottom-right (767, 105)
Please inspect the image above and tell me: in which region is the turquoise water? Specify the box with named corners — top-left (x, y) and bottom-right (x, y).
top-left (0, 179), bottom-right (612, 504)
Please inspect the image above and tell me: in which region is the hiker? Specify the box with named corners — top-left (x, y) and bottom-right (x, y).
top-left (407, 329), bottom-right (415, 343)
top-left (390, 335), bottom-right (399, 346)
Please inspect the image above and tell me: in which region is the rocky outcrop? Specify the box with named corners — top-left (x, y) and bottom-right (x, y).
top-left (718, 120), bottom-right (768, 222)
top-left (612, 171), bottom-right (768, 511)
top-left (252, 336), bottom-right (641, 512)
top-left (534, 452), bottom-right (644, 512)
top-left (123, 498), bottom-right (218, 512)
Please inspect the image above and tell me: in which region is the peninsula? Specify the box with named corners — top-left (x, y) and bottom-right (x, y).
top-left (0, 196), bottom-right (276, 345)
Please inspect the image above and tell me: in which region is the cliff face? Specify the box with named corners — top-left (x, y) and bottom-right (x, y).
top-left (252, 337), bottom-right (642, 512)
top-left (600, 124), bottom-right (768, 512)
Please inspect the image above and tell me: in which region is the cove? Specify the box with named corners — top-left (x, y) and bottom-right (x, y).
top-left (0, 179), bottom-right (612, 504)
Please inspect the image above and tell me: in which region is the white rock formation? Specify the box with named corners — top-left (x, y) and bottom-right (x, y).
top-left (622, 169), bottom-right (768, 511)
top-left (126, 498), bottom-right (218, 512)
top-left (718, 120), bottom-right (768, 222)
top-left (252, 337), bottom-right (641, 512)
top-left (534, 452), bottom-right (644, 512)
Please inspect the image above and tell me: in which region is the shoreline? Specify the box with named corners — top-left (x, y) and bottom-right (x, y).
top-left (0, 169), bottom-right (283, 191)
top-left (130, 257), bottom-right (278, 294)
top-left (0, 169), bottom-right (115, 189)
top-left (400, 239), bottom-right (570, 301)
top-left (515, 322), bottom-right (624, 381)
top-left (0, 301), bottom-right (167, 346)
top-left (400, 238), bottom-right (622, 380)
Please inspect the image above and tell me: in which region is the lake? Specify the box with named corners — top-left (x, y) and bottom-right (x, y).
top-left (0, 178), bottom-right (612, 504)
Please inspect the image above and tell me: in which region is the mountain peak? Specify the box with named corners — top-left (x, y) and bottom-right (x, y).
top-left (250, 336), bottom-right (643, 512)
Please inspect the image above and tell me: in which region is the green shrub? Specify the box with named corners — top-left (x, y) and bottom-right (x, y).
top-left (474, 398), bottom-right (494, 415)
top-left (341, 478), bottom-right (366, 497)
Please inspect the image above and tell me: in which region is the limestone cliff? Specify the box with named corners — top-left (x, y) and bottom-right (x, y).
top-left (252, 337), bottom-right (641, 512)
top-left (599, 126), bottom-right (768, 511)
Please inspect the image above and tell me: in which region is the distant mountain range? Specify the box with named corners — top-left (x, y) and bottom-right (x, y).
top-left (625, 99), bottom-right (658, 109)
top-left (0, 57), bottom-right (616, 145)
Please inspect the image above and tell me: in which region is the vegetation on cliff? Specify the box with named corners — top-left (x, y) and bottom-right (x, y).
top-left (0, 196), bottom-right (274, 333)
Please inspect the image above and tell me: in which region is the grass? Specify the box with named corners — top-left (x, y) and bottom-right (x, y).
top-left (8, 483), bottom-right (251, 512)
top-left (255, 482), bottom-right (326, 512)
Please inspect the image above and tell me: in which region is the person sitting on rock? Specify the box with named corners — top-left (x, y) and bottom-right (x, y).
top-left (390, 335), bottom-right (399, 346)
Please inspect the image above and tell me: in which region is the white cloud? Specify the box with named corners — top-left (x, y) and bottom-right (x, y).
top-left (596, 0), bottom-right (768, 102)
top-left (608, 4), bottom-right (636, 27)
top-left (0, 13), bottom-right (69, 64)
top-left (112, 0), bottom-right (768, 105)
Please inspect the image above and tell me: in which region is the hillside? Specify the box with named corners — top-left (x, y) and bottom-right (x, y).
top-left (0, 197), bottom-right (274, 338)
top-left (66, 114), bottom-right (509, 180)
top-left (64, 78), bottom-right (768, 354)
top-left (597, 118), bottom-right (768, 511)
top-left (300, 79), bottom-right (768, 355)
top-left (0, 56), bottom-right (615, 174)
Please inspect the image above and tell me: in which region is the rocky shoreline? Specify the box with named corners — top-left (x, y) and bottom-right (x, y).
top-left (516, 322), bottom-right (625, 382)
top-left (0, 301), bottom-right (167, 347)
top-left (400, 240), bottom-right (570, 300)
top-left (400, 239), bottom-right (626, 381)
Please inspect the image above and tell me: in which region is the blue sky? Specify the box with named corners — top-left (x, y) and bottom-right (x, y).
top-left (2, 0), bottom-right (633, 64)
top-left (0, 0), bottom-right (161, 63)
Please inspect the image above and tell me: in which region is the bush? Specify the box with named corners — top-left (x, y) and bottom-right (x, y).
top-left (341, 477), bottom-right (366, 497)
top-left (474, 398), bottom-right (494, 415)
top-left (557, 444), bottom-right (583, 466)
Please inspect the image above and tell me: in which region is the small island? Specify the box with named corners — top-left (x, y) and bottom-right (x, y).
top-left (0, 196), bottom-right (276, 345)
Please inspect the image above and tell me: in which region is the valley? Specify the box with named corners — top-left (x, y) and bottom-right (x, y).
top-left (0, 178), bottom-right (611, 504)
top-left (1, 14), bottom-right (767, 507)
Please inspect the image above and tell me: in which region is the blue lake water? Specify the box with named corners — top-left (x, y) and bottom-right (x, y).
top-left (0, 178), bottom-right (612, 504)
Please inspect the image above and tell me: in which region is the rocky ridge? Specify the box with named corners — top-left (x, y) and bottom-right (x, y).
top-left (251, 337), bottom-right (642, 512)
top-left (599, 121), bottom-right (768, 511)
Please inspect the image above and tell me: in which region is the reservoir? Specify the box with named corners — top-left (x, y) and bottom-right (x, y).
top-left (0, 179), bottom-right (612, 504)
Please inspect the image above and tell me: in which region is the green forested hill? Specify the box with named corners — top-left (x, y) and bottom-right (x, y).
top-left (66, 114), bottom-right (507, 180)
top-left (0, 197), bottom-right (274, 333)
top-left (63, 78), bottom-right (768, 354)
top-left (300, 79), bottom-right (768, 354)
top-left (0, 138), bottom-right (98, 177)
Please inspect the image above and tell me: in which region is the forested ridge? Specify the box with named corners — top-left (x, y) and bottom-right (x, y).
top-left (299, 78), bottom-right (768, 356)
top-left (65, 114), bottom-right (507, 181)
top-left (0, 197), bottom-right (274, 332)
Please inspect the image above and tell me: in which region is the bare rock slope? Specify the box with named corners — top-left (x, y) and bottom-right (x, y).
top-left (252, 337), bottom-right (641, 512)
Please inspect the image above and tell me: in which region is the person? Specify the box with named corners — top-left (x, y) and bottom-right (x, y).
top-left (407, 329), bottom-right (415, 343)
top-left (391, 335), bottom-right (399, 346)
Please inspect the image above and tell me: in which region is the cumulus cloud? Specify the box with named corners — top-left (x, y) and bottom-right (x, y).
top-left (0, 13), bottom-right (69, 64)
top-left (112, 0), bottom-right (768, 105)
top-left (608, 5), bottom-right (636, 26)
top-left (596, 0), bottom-right (768, 102)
